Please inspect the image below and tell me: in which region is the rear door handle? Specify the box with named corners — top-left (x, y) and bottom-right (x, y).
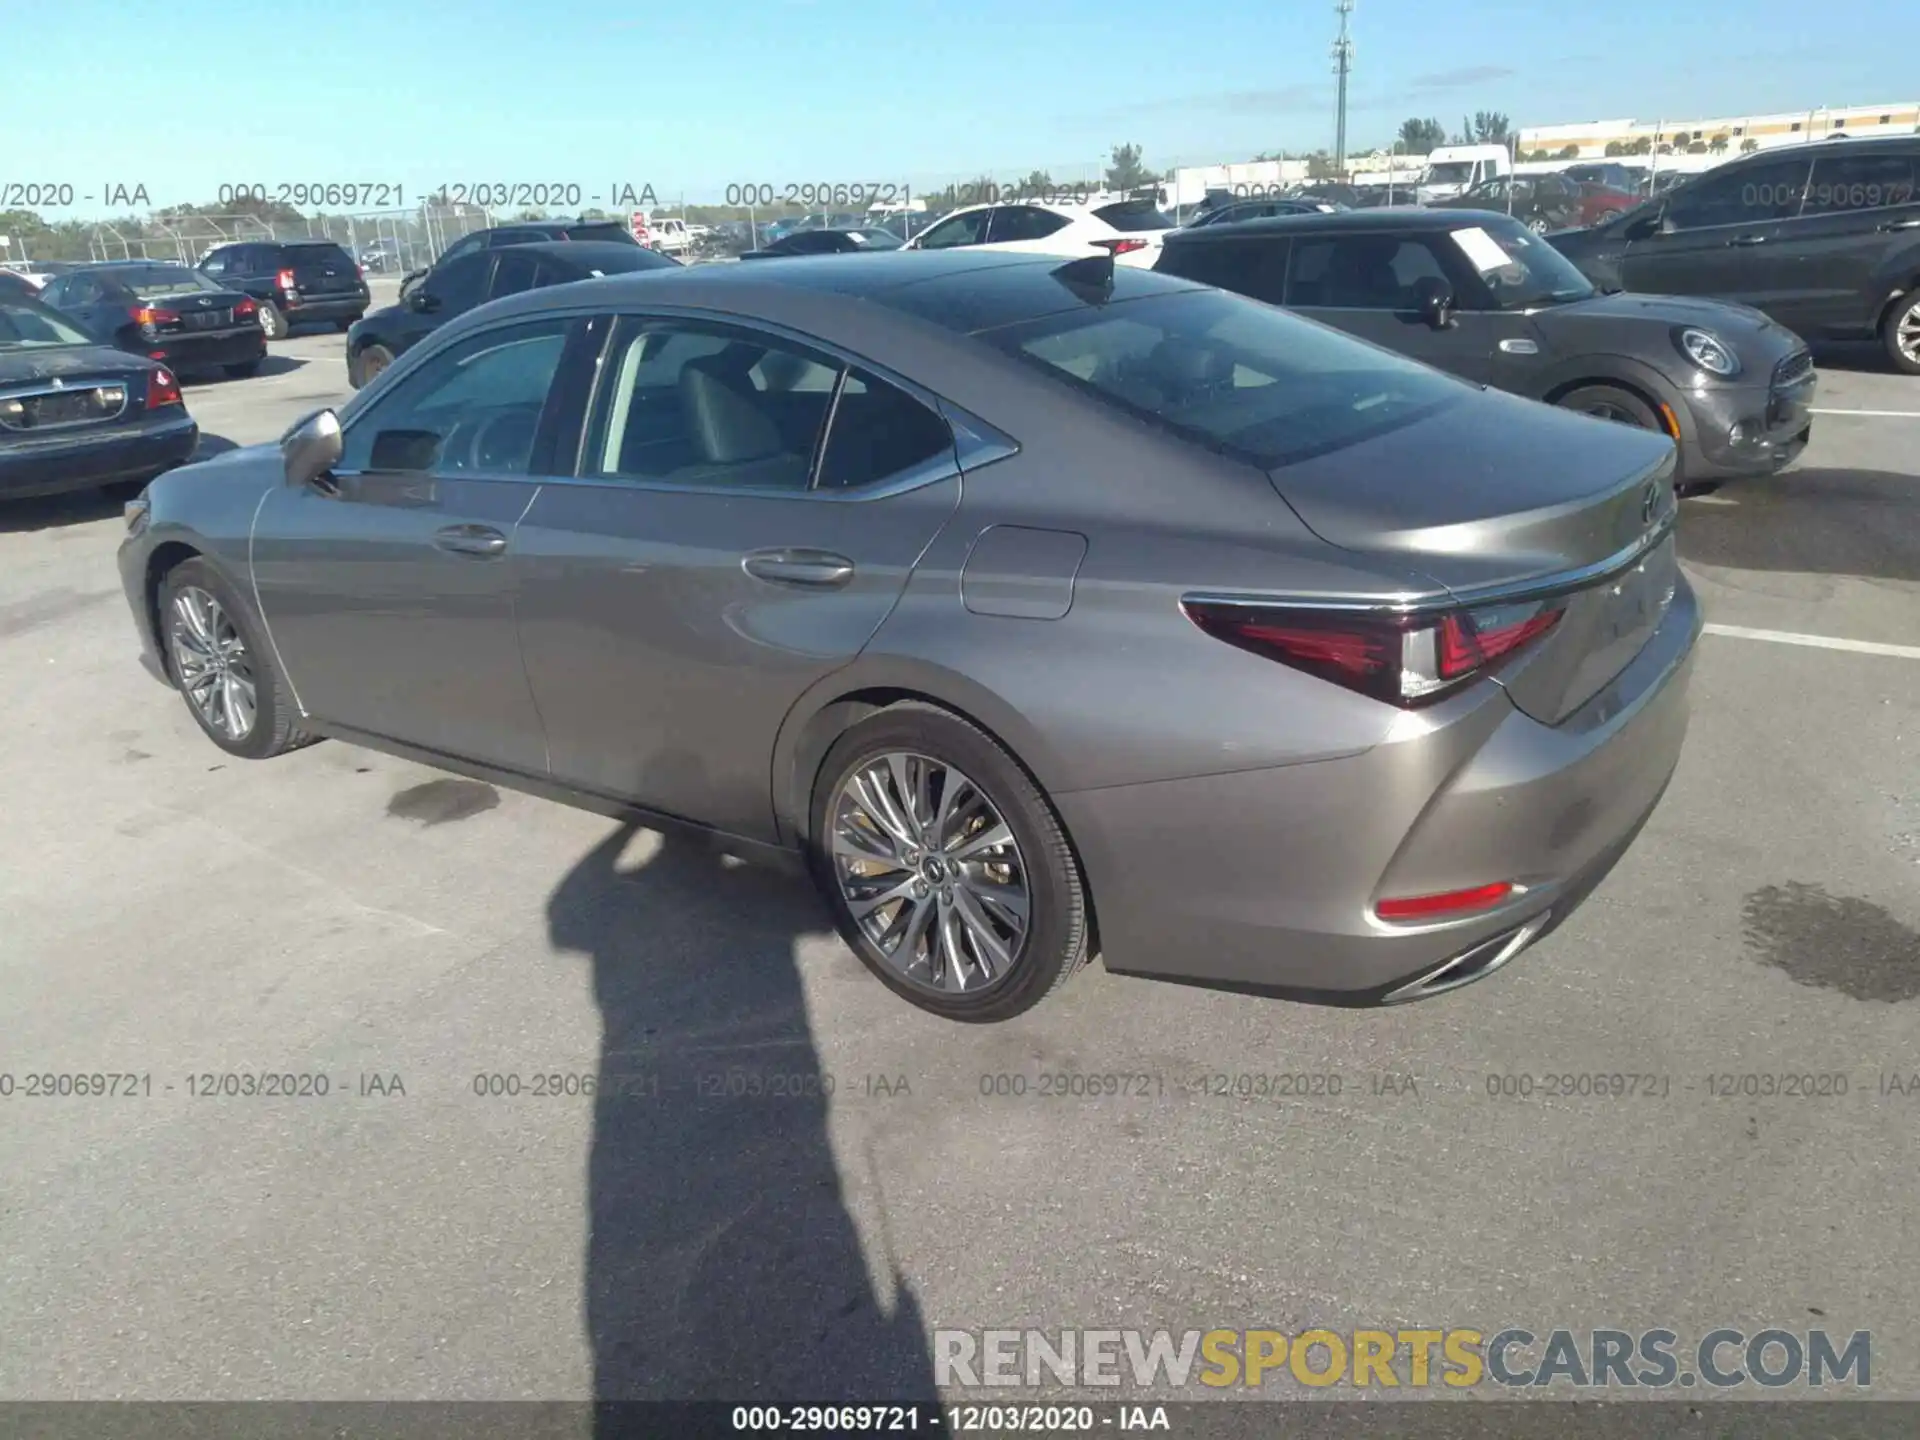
top-left (433, 523), bottom-right (508, 557)
top-left (741, 548), bottom-right (856, 588)
top-left (1878, 218), bottom-right (1920, 232)
top-left (1726, 234), bottom-right (1769, 247)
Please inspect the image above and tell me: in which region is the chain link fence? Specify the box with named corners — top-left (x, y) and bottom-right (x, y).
top-left (83, 206), bottom-right (494, 273)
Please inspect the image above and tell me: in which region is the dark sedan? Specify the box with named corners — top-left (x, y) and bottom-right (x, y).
top-left (347, 241), bottom-right (682, 389)
top-left (1157, 209), bottom-right (1815, 491)
top-left (1, 295), bottom-right (198, 501)
top-left (398, 219), bottom-right (642, 299)
top-left (1182, 198), bottom-right (1336, 228)
top-left (121, 250), bottom-right (1696, 1023)
top-left (741, 228), bottom-right (905, 259)
top-left (37, 263), bottom-right (266, 379)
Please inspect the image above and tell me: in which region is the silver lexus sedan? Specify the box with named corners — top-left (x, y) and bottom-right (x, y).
top-left (117, 251), bottom-right (1700, 1022)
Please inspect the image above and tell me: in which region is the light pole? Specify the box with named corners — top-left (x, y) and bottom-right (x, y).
top-left (1332, 0), bottom-right (1354, 174)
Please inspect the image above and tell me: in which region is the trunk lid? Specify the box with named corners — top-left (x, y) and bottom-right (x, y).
top-left (284, 245), bottom-right (361, 295)
top-left (1264, 384), bottom-right (1681, 724)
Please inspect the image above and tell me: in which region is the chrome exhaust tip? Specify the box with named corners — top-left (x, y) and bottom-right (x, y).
top-left (1381, 913), bottom-right (1550, 1005)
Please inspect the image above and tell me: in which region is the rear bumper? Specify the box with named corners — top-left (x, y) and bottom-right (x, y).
top-left (152, 328), bottom-right (266, 373)
top-left (1676, 371), bottom-right (1816, 482)
top-left (0, 414), bottom-right (199, 499)
top-left (283, 290), bottom-right (368, 323)
top-left (1061, 574), bottom-right (1701, 1005)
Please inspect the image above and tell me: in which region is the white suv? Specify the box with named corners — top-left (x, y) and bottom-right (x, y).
top-left (904, 197), bottom-right (1176, 268)
top-left (649, 218), bottom-right (693, 256)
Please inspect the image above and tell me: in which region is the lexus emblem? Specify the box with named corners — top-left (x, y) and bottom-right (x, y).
top-left (1640, 482), bottom-right (1659, 525)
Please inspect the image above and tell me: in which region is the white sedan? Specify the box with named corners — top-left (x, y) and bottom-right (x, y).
top-left (903, 197), bottom-right (1176, 268)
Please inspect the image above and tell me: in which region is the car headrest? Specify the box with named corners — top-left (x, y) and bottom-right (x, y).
top-left (679, 360), bottom-right (782, 464)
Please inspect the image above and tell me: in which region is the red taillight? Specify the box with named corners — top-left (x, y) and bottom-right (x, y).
top-left (276, 267), bottom-right (296, 290)
top-left (232, 296), bottom-right (257, 318)
top-left (146, 367), bottom-right (182, 409)
top-left (132, 306), bottom-right (181, 329)
top-left (1095, 238), bottom-right (1149, 256)
top-left (1376, 881), bottom-right (1517, 922)
top-left (1182, 596), bottom-right (1563, 708)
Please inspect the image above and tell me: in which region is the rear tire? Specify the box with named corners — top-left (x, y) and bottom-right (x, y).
top-left (336, 318), bottom-right (355, 332)
top-left (809, 702), bottom-right (1089, 1023)
top-left (1882, 291), bottom-right (1920, 376)
top-left (258, 302), bottom-right (289, 341)
top-left (158, 557), bottom-right (316, 760)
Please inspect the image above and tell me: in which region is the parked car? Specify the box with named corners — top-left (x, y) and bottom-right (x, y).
top-left (649, 218), bottom-right (694, 256)
top-left (1416, 145), bottom-right (1515, 202)
top-left (741, 228), bottom-right (905, 259)
top-left (120, 250), bottom-right (1697, 1022)
top-left (1549, 135), bottom-right (1920, 373)
top-left (196, 240), bottom-right (369, 340)
top-left (1431, 175), bottom-right (1590, 233)
top-left (1571, 182), bottom-right (1642, 227)
top-left (38, 262), bottom-right (267, 379)
top-left (398, 220), bottom-right (641, 299)
top-left (358, 240), bottom-right (403, 274)
top-left (1156, 209), bottom-right (1815, 490)
top-left (1182, 198), bottom-right (1336, 228)
top-left (345, 240), bottom-right (680, 388)
top-left (905, 198), bottom-right (1176, 268)
top-left (0, 271), bottom-right (41, 301)
top-left (1, 293), bottom-right (197, 500)
top-left (2, 259), bottom-right (78, 289)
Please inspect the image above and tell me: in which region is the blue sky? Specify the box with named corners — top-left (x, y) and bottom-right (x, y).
top-left (9, 0), bottom-right (1913, 218)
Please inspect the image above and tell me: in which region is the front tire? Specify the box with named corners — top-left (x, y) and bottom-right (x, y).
top-left (1557, 383), bottom-right (1662, 431)
top-left (809, 703), bottom-right (1089, 1022)
top-left (258, 301), bottom-right (289, 340)
top-left (1883, 291), bottom-right (1920, 376)
top-left (352, 342), bottom-right (395, 390)
top-left (159, 557), bottom-right (315, 760)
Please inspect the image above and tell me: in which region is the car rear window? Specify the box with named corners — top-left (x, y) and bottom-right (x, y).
top-left (109, 267), bottom-right (222, 297)
top-left (283, 243), bottom-right (357, 267)
top-left (568, 223), bottom-right (640, 244)
top-left (1094, 201), bottom-right (1176, 232)
top-left (976, 288), bottom-right (1463, 468)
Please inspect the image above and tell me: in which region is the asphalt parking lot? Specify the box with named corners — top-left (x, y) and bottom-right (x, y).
top-left (1, 300), bottom-right (1917, 1405)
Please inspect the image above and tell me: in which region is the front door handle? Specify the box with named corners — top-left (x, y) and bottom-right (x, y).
top-left (434, 523), bottom-right (508, 557)
top-left (1878, 218), bottom-right (1920, 232)
top-left (1726, 234), bottom-right (1769, 247)
top-left (741, 548), bottom-right (856, 588)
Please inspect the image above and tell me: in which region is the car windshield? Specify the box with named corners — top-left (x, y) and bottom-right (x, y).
top-left (1447, 219), bottom-right (1596, 309)
top-left (107, 266), bottom-right (222, 297)
top-left (978, 288), bottom-right (1464, 468)
top-left (1424, 162), bottom-right (1477, 185)
top-left (0, 298), bottom-right (94, 348)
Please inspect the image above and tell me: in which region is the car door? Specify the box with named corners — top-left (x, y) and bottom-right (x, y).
top-left (394, 252), bottom-right (491, 353)
top-left (1618, 154), bottom-right (1811, 306)
top-left (1283, 231), bottom-right (1500, 381)
top-left (512, 314), bottom-right (963, 840)
top-left (1747, 147), bottom-right (1920, 338)
top-left (249, 316), bottom-right (586, 772)
top-left (485, 247), bottom-right (544, 301)
top-left (51, 272), bottom-right (126, 345)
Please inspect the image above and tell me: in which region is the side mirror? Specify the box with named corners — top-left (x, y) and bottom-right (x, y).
top-left (1413, 275), bottom-right (1457, 331)
top-left (281, 408), bottom-right (342, 488)
top-left (1624, 207), bottom-right (1670, 241)
top-left (408, 287), bottom-right (440, 313)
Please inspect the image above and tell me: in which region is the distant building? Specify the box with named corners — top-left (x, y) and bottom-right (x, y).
top-left (1519, 103), bottom-right (1920, 160)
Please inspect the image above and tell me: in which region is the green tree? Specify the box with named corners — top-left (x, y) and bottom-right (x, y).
top-left (1708, 131), bottom-right (1733, 154)
top-left (1470, 111), bottom-right (1513, 146)
top-left (1021, 170), bottom-right (1054, 196)
top-left (1556, 144), bottom-right (1581, 160)
top-left (1397, 117), bottom-right (1446, 153)
top-left (1740, 137), bottom-right (1760, 154)
top-left (1104, 143), bottom-right (1154, 192)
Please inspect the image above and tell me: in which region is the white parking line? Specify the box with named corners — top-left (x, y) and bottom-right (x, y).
top-left (1810, 407), bottom-right (1920, 418)
top-left (1704, 623), bottom-right (1920, 660)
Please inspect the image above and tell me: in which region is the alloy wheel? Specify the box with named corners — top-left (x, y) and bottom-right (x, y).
top-left (1583, 401), bottom-right (1647, 427)
top-left (828, 751), bottom-right (1030, 995)
top-left (168, 586), bottom-right (256, 741)
top-left (1898, 306), bottom-right (1920, 366)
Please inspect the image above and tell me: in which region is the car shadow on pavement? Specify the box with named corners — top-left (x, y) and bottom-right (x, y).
top-left (0, 488), bottom-right (125, 533)
top-left (181, 354), bottom-right (309, 384)
top-left (1809, 341), bottom-right (1907, 376)
top-left (545, 820), bottom-right (937, 1416)
top-left (1679, 466), bottom-right (1920, 582)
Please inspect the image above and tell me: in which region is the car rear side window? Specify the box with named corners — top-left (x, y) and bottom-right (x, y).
top-left (814, 370), bottom-right (953, 490)
top-left (582, 320), bottom-right (844, 491)
top-left (340, 319), bottom-right (574, 476)
top-left (988, 207), bottom-right (1072, 243)
top-left (489, 249), bottom-right (542, 298)
top-left (1158, 237), bottom-right (1288, 304)
top-left (1803, 152), bottom-right (1918, 213)
top-left (978, 287), bottom-right (1462, 468)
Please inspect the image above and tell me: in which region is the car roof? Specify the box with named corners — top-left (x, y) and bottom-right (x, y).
top-left (1164, 207), bottom-right (1518, 242)
top-left (509, 240), bottom-right (667, 263)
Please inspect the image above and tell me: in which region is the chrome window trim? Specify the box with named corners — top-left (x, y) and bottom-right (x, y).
top-left (1182, 510), bottom-right (1678, 618)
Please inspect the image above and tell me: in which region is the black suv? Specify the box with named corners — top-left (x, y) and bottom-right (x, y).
top-left (1549, 136), bottom-right (1920, 374)
top-left (1157, 208), bottom-right (1816, 490)
top-left (398, 219), bottom-right (641, 298)
top-left (196, 240), bottom-right (369, 340)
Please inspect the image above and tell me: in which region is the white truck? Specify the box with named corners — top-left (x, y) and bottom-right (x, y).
top-left (1415, 144), bottom-right (1514, 203)
top-left (648, 217), bottom-right (693, 256)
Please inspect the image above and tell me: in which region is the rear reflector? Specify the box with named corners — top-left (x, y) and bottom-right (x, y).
top-left (1376, 881), bottom-right (1516, 921)
top-left (1182, 597), bottom-right (1564, 708)
top-left (146, 367), bottom-right (183, 409)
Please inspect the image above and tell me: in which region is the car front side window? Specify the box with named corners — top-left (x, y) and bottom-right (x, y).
top-left (338, 318), bottom-right (575, 477)
top-left (916, 210), bottom-right (991, 249)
